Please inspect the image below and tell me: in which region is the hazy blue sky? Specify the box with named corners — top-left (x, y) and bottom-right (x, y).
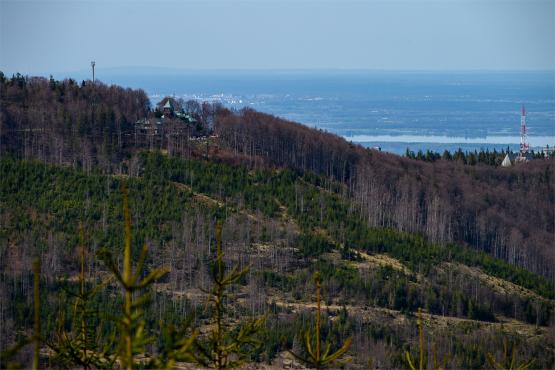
top-left (1, 0), bottom-right (554, 75)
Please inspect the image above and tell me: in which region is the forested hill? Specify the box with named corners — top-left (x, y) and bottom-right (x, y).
top-left (216, 109), bottom-right (555, 282)
top-left (2, 73), bottom-right (554, 281)
top-left (1, 74), bottom-right (555, 368)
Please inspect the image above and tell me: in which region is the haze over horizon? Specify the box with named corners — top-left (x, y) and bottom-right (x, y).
top-left (1, 0), bottom-right (554, 76)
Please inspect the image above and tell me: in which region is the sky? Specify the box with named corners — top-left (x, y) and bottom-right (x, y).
top-left (1, 0), bottom-right (554, 75)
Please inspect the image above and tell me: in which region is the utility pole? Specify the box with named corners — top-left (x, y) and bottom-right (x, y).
top-left (91, 61), bottom-right (96, 83)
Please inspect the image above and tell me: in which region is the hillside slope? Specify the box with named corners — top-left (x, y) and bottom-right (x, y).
top-left (216, 108), bottom-right (555, 281)
top-left (1, 74), bottom-right (554, 368)
top-left (1, 155), bottom-right (553, 368)
top-left (2, 74), bottom-right (553, 282)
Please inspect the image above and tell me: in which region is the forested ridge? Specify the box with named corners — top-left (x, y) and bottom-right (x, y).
top-left (216, 108), bottom-right (555, 282)
top-left (2, 73), bottom-right (553, 281)
top-left (1, 74), bottom-right (554, 368)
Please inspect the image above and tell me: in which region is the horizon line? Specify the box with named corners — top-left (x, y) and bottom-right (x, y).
top-left (2, 67), bottom-right (555, 79)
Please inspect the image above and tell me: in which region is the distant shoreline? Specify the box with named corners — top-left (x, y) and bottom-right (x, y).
top-left (346, 134), bottom-right (555, 146)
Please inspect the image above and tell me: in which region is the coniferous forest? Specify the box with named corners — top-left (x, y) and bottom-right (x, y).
top-left (1, 73), bottom-right (554, 369)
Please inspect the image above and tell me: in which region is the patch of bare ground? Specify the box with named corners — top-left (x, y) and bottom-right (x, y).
top-left (276, 200), bottom-right (300, 234)
top-left (158, 277), bottom-right (551, 369)
top-left (194, 192), bottom-right (225, 207)
top-left (174, 352), bottom-right (309, 369)
top-left (156, 284), bottom-right (208, 303)
top-left (171, 181), bottom-right (226, 208)
top-left (350, 250), bottom-right (411, 275)
top-left (252, 242), bottom-right (299, 255)
top-left (271, 299), bottom-right (552, 340)
top-left (441, 262), bottom-right (553, 303)
top-left (244, 352), bottom-right (309, 369)
top-left (313, 226), bottom-right (331, 239)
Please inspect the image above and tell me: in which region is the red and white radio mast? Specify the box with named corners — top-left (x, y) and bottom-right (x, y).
top-left (519, 105), bottom-right (529, 155)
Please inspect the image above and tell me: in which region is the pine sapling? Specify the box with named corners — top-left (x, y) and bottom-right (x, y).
top-left (289, 272), bottom-right (352, 369)
top-left (32, 259), bottom-right (41, 370)
top-left (486, 338), bottom-right (534, 370)
top-left (48, 224), bottom-right (114, 369)
top-left (99, 182), bottom-right (171, 370)
top-left (405, 308), bottom-right (449, 370)
top-left (194, 222), bottom-right (266, 369)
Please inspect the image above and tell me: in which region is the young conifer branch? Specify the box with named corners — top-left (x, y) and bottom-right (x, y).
top-left (32, 259), bottom-right (41, 370)
top-left (194, 222), bottom-right (266, 369)
top-left (289, 272), bottom-right (352, 369)
top-left (405, 308), bottom-right (449, 370)
top-left (486, 338), bottom-right (535, 370)
top-left (99, 181), bottom-right (171, 370)
top-left (0, 338), bottom-right (29, 369)
top-left (48, 187), bottom-right (195, 370)
top-left (47, 223), bottom-right (114, 369)
top-left (144, 317), bottom-right (197, 369)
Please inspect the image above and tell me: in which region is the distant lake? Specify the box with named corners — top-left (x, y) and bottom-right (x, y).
top-left (95, 70), bottom-right (555, 154)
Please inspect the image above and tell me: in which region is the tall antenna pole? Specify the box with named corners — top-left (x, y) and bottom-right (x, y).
top-left (91, 61), bottom-right (96, 83)
top-left (519, 105), bottom-right (529, 155)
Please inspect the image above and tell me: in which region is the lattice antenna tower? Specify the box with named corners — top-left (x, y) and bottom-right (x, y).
top-left (520, 105), bottom-right (529, 155)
